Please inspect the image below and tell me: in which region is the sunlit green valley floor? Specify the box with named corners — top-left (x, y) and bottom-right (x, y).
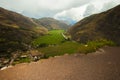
top-left (32, 29), bottom-right (115, 58)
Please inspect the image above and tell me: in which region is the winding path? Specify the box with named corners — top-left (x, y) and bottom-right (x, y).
top-left (62, 33), bottom-right (68, 40)
top-left (0, 47), bottom-right (120, 80)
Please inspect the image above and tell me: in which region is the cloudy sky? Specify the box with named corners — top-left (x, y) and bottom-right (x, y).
top-left (0, 0), bottom-right (120, 23)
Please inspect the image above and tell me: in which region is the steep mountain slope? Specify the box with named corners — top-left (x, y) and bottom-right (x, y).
top-left (0, 7), bottom-right (47, 31)
top-left (0, 7), bottom-right (48, 57)
top-left (33, 17), bottom-right (70, 30)
top-left (68, 5), bottom-right (120, 45)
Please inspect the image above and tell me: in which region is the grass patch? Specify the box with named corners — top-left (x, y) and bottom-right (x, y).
top-left (13, 57), bottom-right (31, 65)
top-left (78, 39), bottom-right (116, 54)
top-left (32, 30), bottom-right (116, 58)
top-left (38, 41), bottom-right (81, 57)
top-left (32, 30), bottom-right (65, 47)
top-left (39, 39), bottom-right (115, 57)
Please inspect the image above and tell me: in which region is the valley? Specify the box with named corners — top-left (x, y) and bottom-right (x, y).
top-left (31, 29), bottom-right (115, 58)
top-left (32, 30), bottom-right (66, 46)
top-left (0, 3), bottom-right (120, 80)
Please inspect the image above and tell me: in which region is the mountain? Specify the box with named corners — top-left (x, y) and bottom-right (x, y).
top-left (33, 17), bottom-right (70, 30)
top-left (59, 19), bottom-right (77, 26)
top-left (0, 7), bottom-right (48, 57)
top-left (68, 5), bottom-right (120, 45)
top-left (0, 7), bottom-right (48, 31)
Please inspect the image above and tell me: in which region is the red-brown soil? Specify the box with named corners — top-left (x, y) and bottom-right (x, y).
top-left (0, 47), bottom-right (120, 80)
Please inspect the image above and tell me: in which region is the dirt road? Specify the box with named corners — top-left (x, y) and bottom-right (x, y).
top-left (0, 47), bottom-right (120, 80)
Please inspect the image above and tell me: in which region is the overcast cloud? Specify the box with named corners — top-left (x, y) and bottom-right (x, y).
top-left (0, 0), bottom-right (120, 22)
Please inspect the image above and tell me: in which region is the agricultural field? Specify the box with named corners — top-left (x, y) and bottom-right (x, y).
top-left (32, 30), bottom-right (65, 47)
top-left (38, 41), bottom-right (82, 57)
top-left (32, 29), bottom-right (115, 58)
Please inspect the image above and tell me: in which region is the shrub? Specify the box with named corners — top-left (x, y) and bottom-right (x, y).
top-left (38, 43), bottom-right (48, 47)
top-left (78, 39), bottom-right (116, 54)
top-left (13, 57), bottom-right (31, 65)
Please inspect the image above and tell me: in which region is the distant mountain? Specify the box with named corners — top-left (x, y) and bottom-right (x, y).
top-left (33, 17), bottom-right (70, 30)
top-left (0, 7), bottom-right (48, 56)
top-left (68, 5), bottom-right (120, 45)
top-left (60, 19), bottom-right (76, 26)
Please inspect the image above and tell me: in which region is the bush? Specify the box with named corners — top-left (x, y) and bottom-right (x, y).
top-left (13, 57), bottom-right (31, 65)
top-left (78, 39), bottom-right (116, 54)
top-left (38, 43), bottom-right (48, 47)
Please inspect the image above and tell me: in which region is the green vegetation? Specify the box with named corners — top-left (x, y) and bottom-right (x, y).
top-left (0, 29), bottom-right (116, 66)
top-left (38, 39), bottom-right (115, 57)
top-left (6, 29), bottom-right (116, 64)
top-left (39, 41), bottom-right (81, 57)
top-left (78, 39), bottom-right (116, 54)
top-left (13, 57), bottom-right (31, 65)
top-left (32, 30), bottom-right (116, 58)
top-left (32, 30), bottom-right (65, 47)
top-left (1, 29), bottom-right (116, 66)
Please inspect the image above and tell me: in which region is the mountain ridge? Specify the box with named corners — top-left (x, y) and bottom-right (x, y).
top-left (68, 5), bottom-right (120, 45)
top-left (33, 17), bottom-right (70, 30)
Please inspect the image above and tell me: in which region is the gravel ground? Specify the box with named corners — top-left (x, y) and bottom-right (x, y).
top-left (0, 47), bottom-right (120, 80)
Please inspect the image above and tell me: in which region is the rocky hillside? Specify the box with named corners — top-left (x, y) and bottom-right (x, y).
top-left (33, 17), bottom-right (70, 30)
top-left (68, 5), bottom-right (120, 45)
top-left (0, 7), bottom-right (48, 57)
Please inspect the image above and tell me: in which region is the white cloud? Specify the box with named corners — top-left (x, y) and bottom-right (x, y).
top-left (83, 4), bottom-right (96, 17)
top-left (0, 0), bottom-right (120, 22)
top-left (54, 5), bottom-right (87, 21)
top-left (54, 0), bottom-right (120, 21)
top-left (101, 0), bottom-right (120, 11)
